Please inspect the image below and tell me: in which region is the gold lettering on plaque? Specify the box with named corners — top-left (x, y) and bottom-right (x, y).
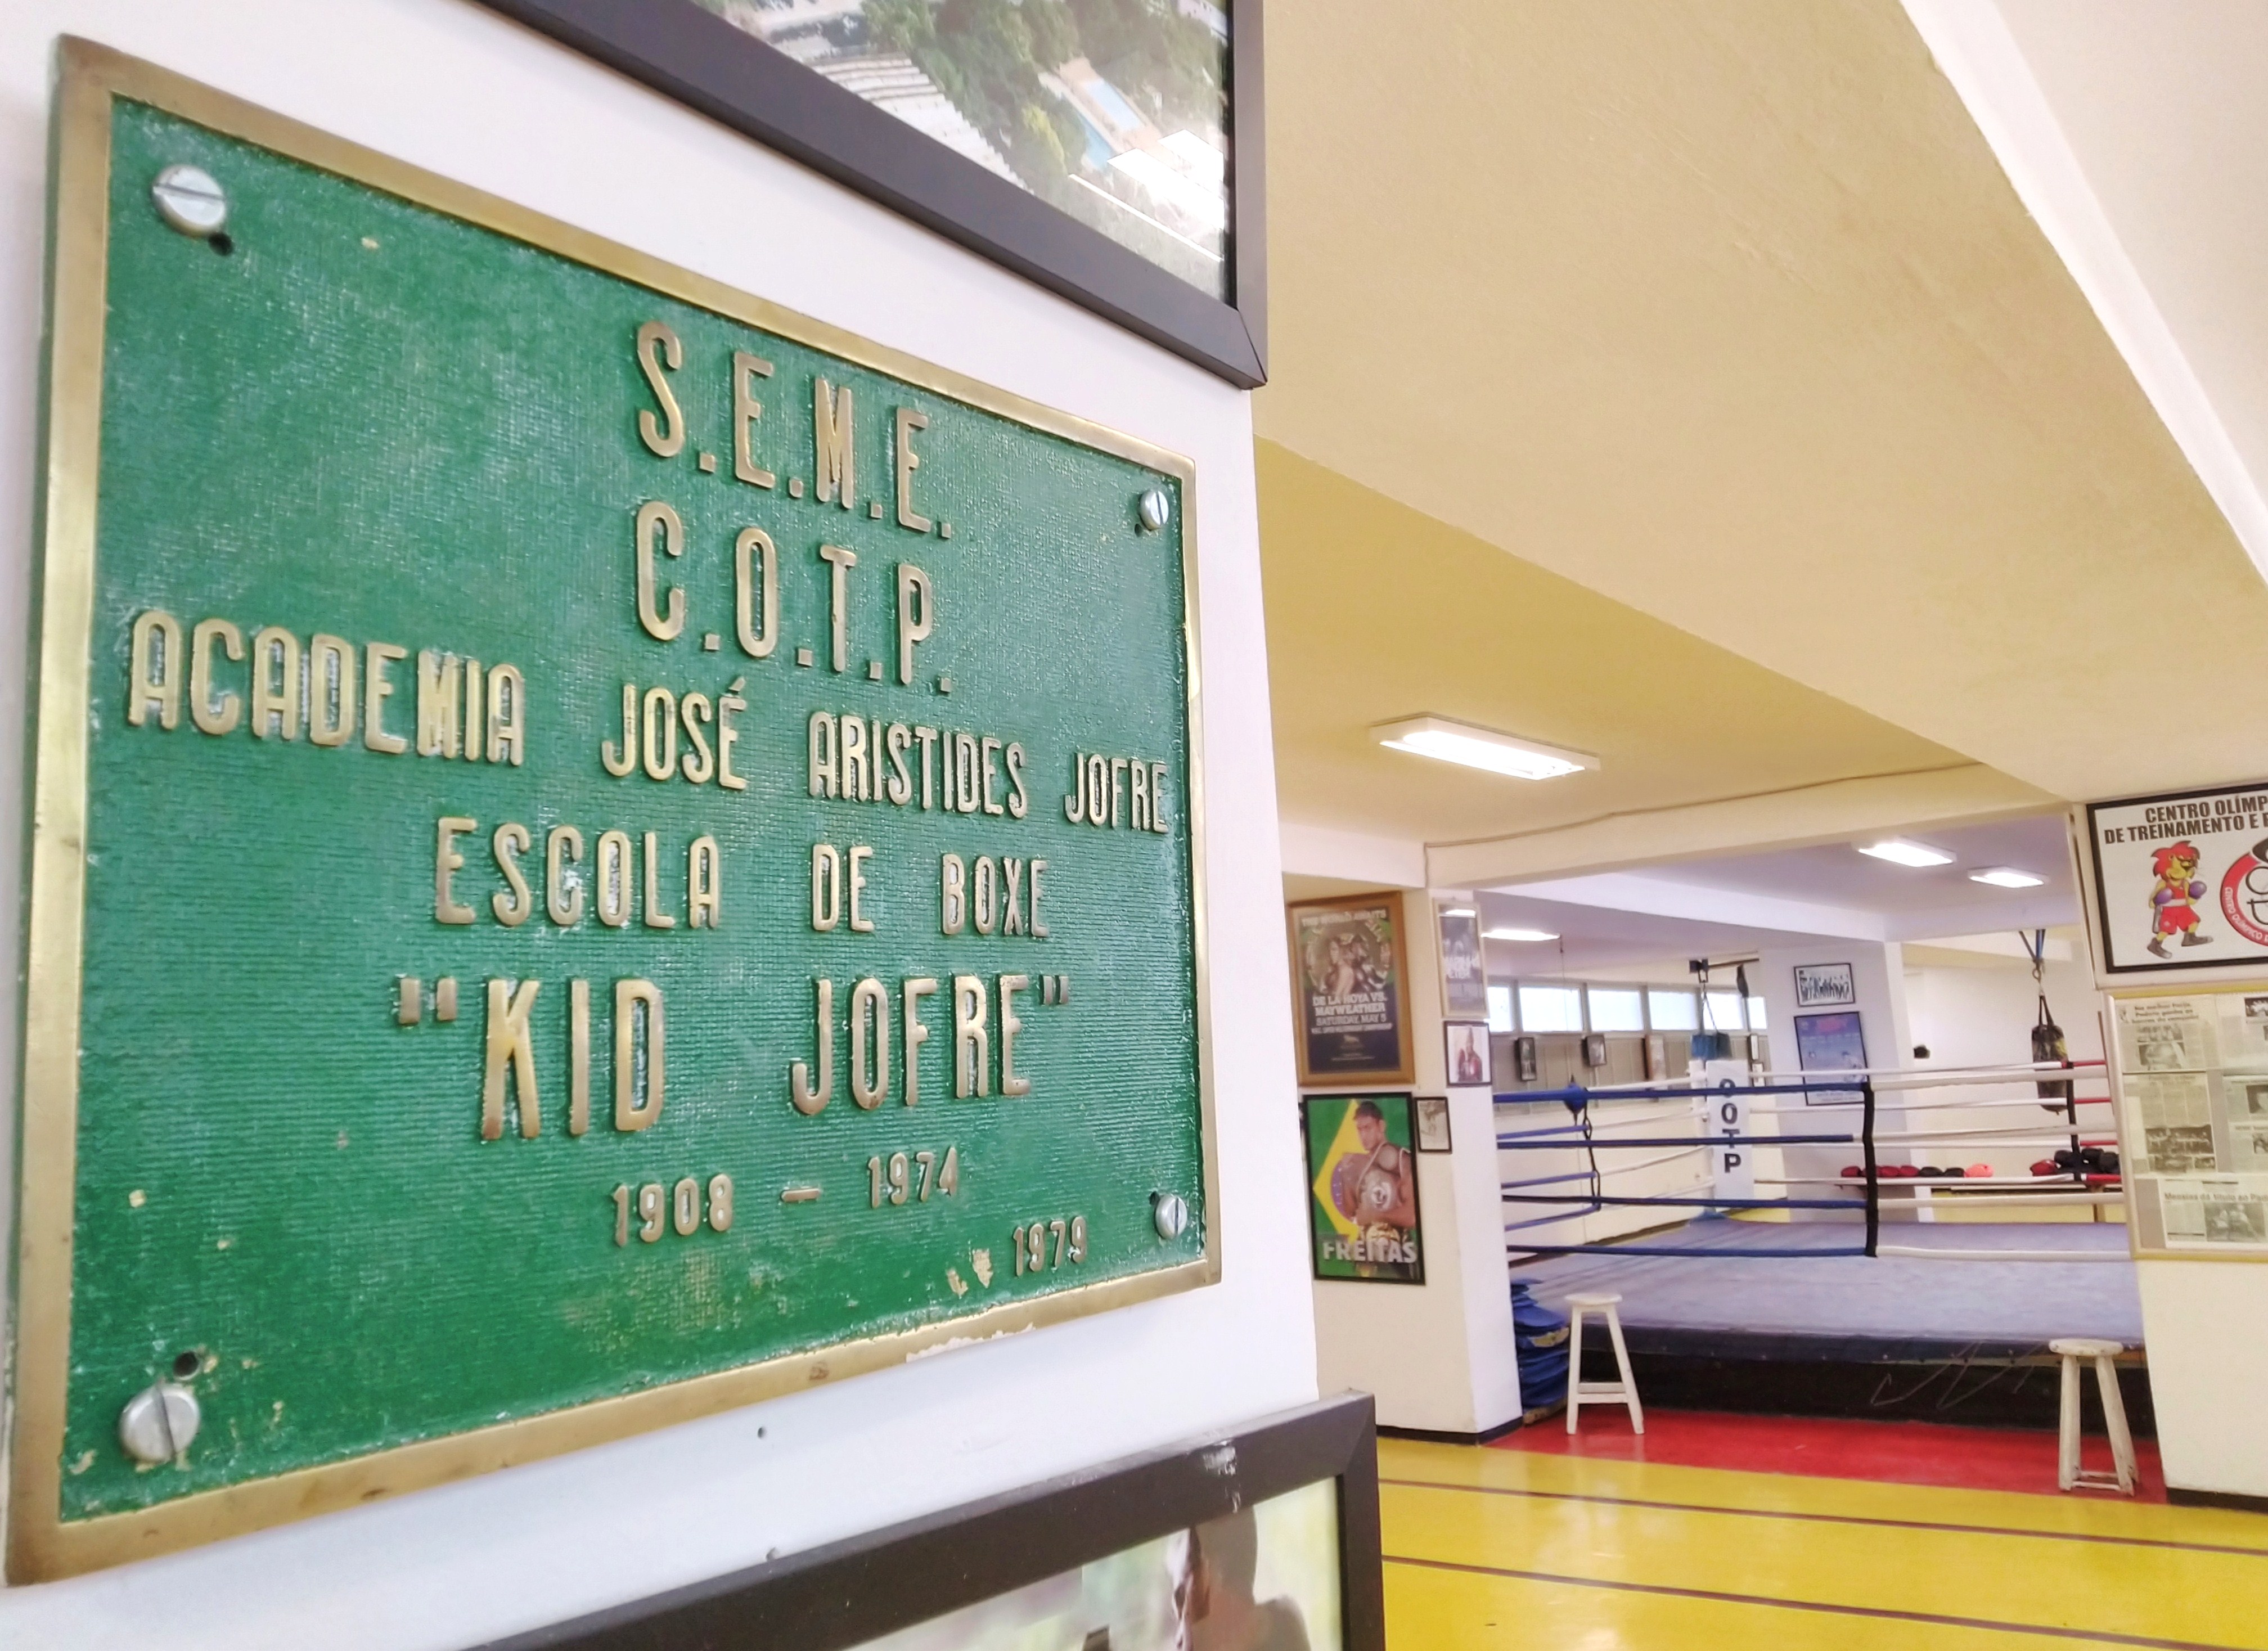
top-left (363, 641), bottom-right (407, 753)
top-left (953, 974), bottom-right (989, 1099)
top-left (688, 835), bottom-right (721, 929)
top-left (547, 824), bottom-right (586, 926)
top-left (897, 564), bottom-right (933, 685)
top-left (735, 526), bottom-right (778, 659)
top-left (568, 977), bottom-right (592, 1136)
top-left (417, 651), bottom-right (462, 759)
top-left (482, 977), bottom-right (542, 1141)
top-left (895, 407), bottom-right (932, 532)
top-left (903, 976), bottom-right (938, 1108)
top-left (487, 663), bottom-right (525, 764)
top-left (615, 978), bottom-right (665, 1131)
top-left (814, 377), bottom-right (854, 508)
top-left (435, 816), bottom-right (477, 925)
top-left (189, 617), bottom-right (244, 736)
top-left (636, 501), bottom-right (686, 643)
top-left (254, 627), bottom-right (303, 742)
top-left (791, 978), bottom-right (835, 1115)
top-left (999, 974), bottom-right (1031, 1097)
top-left (733, 351), bottom-right (776, 489)
top-left (308, 633), bottom-right (357, 746)
top-left (128, 609), bottom-right (184, 729)
top-left (850, 977), bottom-right (890, 1109)
top-left (596, 829), bottom-right (632, 928)
top-left (636, 320), bottom-right (686, 458)
top-left (819, 544), bottom-right (857, 673)
top-left (492, 822), bottom-right (533, 926)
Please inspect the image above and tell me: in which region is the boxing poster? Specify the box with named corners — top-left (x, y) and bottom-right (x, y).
top-left (1302, 1094), bottom-right (1425, 1284)
top-left (1287, 894), bottom-right (1415, 1086)
top-left (2085, 782), bottom-right (2268, 977)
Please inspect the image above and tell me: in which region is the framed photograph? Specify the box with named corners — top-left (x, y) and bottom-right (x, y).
top-left (1443, 1020), bottom-right (1492, 1089)
top-left (1412, 1095), bottom-right (1453, 1154)
top-left (1793, 1010), bottom-right (1869, 1104)
top-left (1513, 1034), bottom-right (1540, 1085)
top-left (1436, 906), bottom-right (1489, 1019)
top-left (1288, 894), bottom-right (1415, 1087)
top-left (1644, 1032), bottom-right (1668, 1081)
top-left (479, 0), bottom-right (1267, 386)
top-left (487, 1394), bottom-right (1384, 1651)
top-left (1582, 1031), bottom-right (1608, 1069)
top-left (1301, 1095), bottom-right (1424, 1285)
top-left (1793, 962), bottom-right (1857, 1007)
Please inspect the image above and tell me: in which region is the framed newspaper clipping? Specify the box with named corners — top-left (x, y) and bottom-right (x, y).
top-left (2107, 983), bottom-right (2268, 1260)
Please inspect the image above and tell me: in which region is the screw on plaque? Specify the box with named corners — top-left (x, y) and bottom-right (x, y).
top-left (1137, 489), bottom-right (1172, 533)
top-left (151, 165), bottom-right (228, 238)
top-left (118, 1380), bottom-right (201, 1465)
top-left (1152, 1191), bottom-right (1189, 1240)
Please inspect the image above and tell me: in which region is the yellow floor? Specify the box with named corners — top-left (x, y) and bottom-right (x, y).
top-left (1379, 1437), bottom-right (2268, 1649)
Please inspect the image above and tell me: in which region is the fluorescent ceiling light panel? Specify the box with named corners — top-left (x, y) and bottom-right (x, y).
top-left (1373, 716), bottom-right (1598, 782)
top-left (1484, 926), bottom-right (1559, 942)
top-left (1969, 866), bottom-right (2046, 889)
top-left (1856, 839), bottom-right (1955, 868)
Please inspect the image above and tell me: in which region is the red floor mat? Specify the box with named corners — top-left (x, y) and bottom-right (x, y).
top-left (1492, 1408), bottom-right (2167, 1500)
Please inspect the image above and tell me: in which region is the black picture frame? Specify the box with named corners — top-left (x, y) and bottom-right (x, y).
top-left (476, 1394), bottom-right (1381, 1650)
top-left (1300, 1094), bottom-right (1426, 1286)
top-left (1412, 1094), bottom-right (1452, 1153)
top-left (1443, 1019), bottom-right (1492, 1089)
top-left (476, 0), bottom-right (1267, 387)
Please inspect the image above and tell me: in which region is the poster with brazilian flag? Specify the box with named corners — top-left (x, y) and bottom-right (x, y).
top-left (1302, 1094), bottom-right (1424, 1285)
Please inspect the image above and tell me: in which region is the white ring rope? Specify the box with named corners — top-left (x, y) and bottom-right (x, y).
top-left (1873, 1244), bottom-right (2131, 1263)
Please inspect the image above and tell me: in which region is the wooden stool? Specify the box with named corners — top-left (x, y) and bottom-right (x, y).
top-left (1565, 1292), bottom-right (1644, 1435)
top-left (2050, 1338), bottom-right (2136, 1495)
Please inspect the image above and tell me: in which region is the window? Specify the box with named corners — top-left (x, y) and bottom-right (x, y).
top-left (1487, 984), bottom-right (1514, 1033)
top-left (1646, 988), bottom-right (1698, 1031)
top-left (1705, 991), bottom-right (1747, 1032)
top-left (1587, 987), bottom-right (1645, 1032)
top-left (1747, 995), bottom-right (1768, 1031)
top-left (1517, 984), bottom-right (1583, 1033)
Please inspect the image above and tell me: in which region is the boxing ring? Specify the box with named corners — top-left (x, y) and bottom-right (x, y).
top-left (1497, 1063), bottom-right (2148, 1424)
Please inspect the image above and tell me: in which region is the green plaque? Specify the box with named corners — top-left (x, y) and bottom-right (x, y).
top-left (10, 43), bottom-right (1213, 1580)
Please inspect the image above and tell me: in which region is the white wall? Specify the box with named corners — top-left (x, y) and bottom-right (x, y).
top-left (1756, 942), bottom-right (1914, 1212)
top-left (0, 3), bottom-right (1316, 1641)
top-left (1311, 892), bottom-right (1520, 1436)
top-left (1905, 955), bottom-right (2112, 1181)
top-left (2140, 1262), bottom-right (2268, 1496)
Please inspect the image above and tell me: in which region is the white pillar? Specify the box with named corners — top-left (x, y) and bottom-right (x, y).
top-left (1756, 943), bottom-right (1916, 1221)
top-left (1311, 890), bottom-right (1522, 1436)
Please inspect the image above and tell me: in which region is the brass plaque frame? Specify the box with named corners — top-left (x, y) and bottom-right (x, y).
top-left (8, 37), bottom-right (1218, 1581)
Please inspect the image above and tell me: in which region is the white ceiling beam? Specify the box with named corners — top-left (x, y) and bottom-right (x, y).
top-left (1904, 0), bottom-right (2268, 589)
top-left (1497, 871), bottom-right (1889, 943)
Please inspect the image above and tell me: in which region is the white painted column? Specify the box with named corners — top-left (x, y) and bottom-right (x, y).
top-left (1311, 891), bottom-right (1521, 1437)
top-left (1756, 942), bottom-right (1916, 1221)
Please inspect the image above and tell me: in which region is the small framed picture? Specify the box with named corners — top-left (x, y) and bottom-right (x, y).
top-left (1413, 1095), bottom-right (1453, 1153)
top-left (1443, 1019), bottom-right (1493, 1088)
top-left (1644, 1033), bottom-right (1668, 1080)
top-left (1582, 1032), bottom-right (1608, 1069)
top-left (1513, 1034), bottom-right (1539, 1085)
top-left (1794, 962), bottom-right (1857, 1007)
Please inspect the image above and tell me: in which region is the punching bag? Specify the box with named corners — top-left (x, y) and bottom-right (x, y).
top-left (2034, 993), bottom-right (2073, 1104)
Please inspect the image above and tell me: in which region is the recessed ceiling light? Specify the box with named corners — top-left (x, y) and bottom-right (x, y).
top-left (1442, 906), bottom-right (1478, 918)
top-left (1373, 716), bottom-right (1598, 782)
top-left (1969, 866), bottom-right (2046, 889)
top-left (1484, 926), bottom-right (1559, 943)
top-left (1857, 839), bottom-right (1955, 868)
